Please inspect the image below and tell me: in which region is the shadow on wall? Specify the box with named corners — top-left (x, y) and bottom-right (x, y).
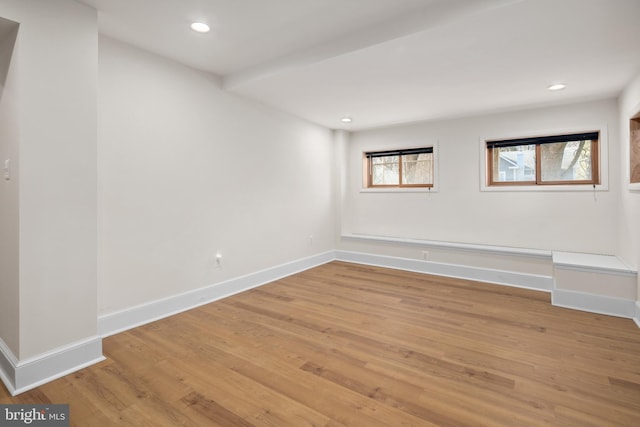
top-left (0, 18), bottom-right (18, 91)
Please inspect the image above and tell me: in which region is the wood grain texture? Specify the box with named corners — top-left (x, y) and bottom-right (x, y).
top-left (631, 115), bottom-right (640, 183)
top-left (2, 261), bottom-right (640, 426)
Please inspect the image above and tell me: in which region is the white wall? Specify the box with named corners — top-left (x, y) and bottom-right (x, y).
top-left (0, 18), bottom-right (19, 356)
top-left (98, 36), bottom-right (335, 316)
top-left (341, 99), bottom-right (620, 255)
top-left (618, 72), bottom-right (640, 297)
top-left (0, 0), bottom-right (98, 360)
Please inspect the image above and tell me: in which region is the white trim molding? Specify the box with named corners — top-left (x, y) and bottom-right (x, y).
top-left (0, 336), bottom-right (104, 396)
top-left (98, 251), bottom-right (335, 337)
top-left (552, 251), bottom-right (637, 320)
top-left (0, 338), bottom-right (18, 396)
top-left (334, 250), bottom-right (553, 292)
top-left (635, 301), bottom-right (640, 328)
top-left (552, 251), bottom-right (636, 276)
top-left (341, 233), bottom-right (551, 258)
top-left (552, 290), bottom-right (636, 319)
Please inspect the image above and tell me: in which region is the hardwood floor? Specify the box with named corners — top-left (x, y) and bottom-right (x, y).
top-left (2, 261), bottom-right (640, 426)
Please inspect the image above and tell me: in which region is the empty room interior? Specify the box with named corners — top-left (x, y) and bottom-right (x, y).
top-left (1, 0), bottom-right (640, 425)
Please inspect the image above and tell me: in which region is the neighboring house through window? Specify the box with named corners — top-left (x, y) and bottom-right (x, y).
top-left (486, 131), bottom-right (599, 186)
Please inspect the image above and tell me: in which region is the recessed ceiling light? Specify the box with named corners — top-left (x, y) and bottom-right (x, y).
top-left (190, 22), bottom-right (210, 33)
top-left (547, 83), bottom-right (566, 91)
top-left (341, 117), bottom-right (353, 123)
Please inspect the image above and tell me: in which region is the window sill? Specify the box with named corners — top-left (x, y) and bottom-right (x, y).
top-left (360, 187), bottom-right (438, 194)
top-left (480, 183), bottom-right (608, 192)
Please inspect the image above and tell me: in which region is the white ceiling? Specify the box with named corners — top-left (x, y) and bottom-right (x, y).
top-left (77, 0), bottom-right (640, 130)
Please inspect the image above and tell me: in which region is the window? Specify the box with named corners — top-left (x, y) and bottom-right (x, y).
top-left (630, 112), bottom-right (640, 185)
top-left (364, 147), bottom-right (434, 188)
top-left (486, 132), bottom-right (599, 186)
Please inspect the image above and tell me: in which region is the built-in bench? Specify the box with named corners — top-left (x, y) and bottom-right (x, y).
top-left (338, 234), bottom-right (639, 324)
top-left (552, 251), bottom-right (637, 319)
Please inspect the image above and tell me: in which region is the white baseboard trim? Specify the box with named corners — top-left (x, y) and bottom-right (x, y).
top-left (552, 289), bottom-right (636, 319)
top-left (334, 250), bottom-right (553, 292)
top-left (98, 251), bottom-right (335, 337)
top-left (0, 337), bottom-right (18, 396)
top-left (3, 248), bottom-right (633, 396)
top-left (0, 336), bottom-right (104, 396)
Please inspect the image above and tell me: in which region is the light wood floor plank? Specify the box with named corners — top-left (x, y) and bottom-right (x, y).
top-left (2, 261), bottom-right (640, 426)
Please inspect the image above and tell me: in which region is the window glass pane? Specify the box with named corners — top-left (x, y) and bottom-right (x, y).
top-left (631, 116), bottom-right (640, 183)
top-left (371, 155), bottom-right (399, 185)
top-left (492, 145), bottom-right (536, 182)
top-left (540, 140), bottom-right (592, 182)
top-left (402, 153), bottom-right (433, 185)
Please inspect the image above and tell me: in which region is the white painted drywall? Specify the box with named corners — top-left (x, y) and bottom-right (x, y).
top-left (0, 18), bottom-right (19, 356)
top-left (332, 130), bottom-right (349, 243)
top-left (0, 0), bottom-right (99, 360)
top-left (618, 71), bottom-right (640, 300)
top-left (98, 36), bottom-right (335, 316)
top-left (342, 99), bottom-right (620, 255)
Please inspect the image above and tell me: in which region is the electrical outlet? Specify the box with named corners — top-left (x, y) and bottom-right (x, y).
top-left (3, 159), bottom-right (10, 180)
top-left (308, 235), bottom-right (313, 246)
top-left (422, 251), bottom-right (429, 260)
top-left (215, 251), bottom-right (222, 268)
